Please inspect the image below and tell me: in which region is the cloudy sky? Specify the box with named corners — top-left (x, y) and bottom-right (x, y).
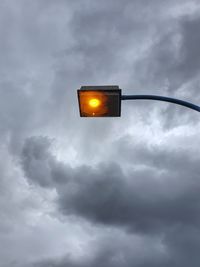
top-left (1, 0), bottom-right (200, 266)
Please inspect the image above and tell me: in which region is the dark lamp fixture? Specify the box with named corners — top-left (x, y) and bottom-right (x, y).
top-left (77, 85), bottom-right (121, 117)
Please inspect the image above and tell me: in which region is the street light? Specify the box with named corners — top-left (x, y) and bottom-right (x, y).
top-left (77, 85), bottom-right (200, 117)
top-left (77, 86), bottom-right (121, 117)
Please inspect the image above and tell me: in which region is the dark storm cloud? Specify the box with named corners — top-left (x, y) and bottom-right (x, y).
top-left (178, 16), bottom-right (200, 81)
top-left (20, 133), bottom-right (200, 267)
top-left (22, 136), bottom-right (200, 234)
top-left (21, 136), bottom-right (72, 187)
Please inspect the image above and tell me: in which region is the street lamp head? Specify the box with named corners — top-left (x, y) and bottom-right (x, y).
top-left (77, 86), bottom-right (121, 117)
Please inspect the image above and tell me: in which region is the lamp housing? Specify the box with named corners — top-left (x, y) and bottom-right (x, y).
top-left (77, 85), bottom-right (121, 117)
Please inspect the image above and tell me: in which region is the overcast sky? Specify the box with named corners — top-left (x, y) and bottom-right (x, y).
top-left (1, 0), bottom-right (200, 266)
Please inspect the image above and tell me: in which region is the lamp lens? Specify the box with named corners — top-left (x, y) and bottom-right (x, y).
top-left (89, 98), bottom-right (101, 108)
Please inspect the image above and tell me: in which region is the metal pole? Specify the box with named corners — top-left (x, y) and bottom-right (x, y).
top-left (121, 95), bottom-right (200, 113)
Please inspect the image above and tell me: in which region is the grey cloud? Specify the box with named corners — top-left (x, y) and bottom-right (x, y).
top-left (20, 133), bottom-right (200, 267)
top-left (21, 136), bottom-right (72, 187)
top-left (21, 136), bottom-right (54, 187)
top-left (113, 136), bottom-right (200, 177)
top-left (162, 225), bottom-right (200, 266)
top-left (21, 229), bottom-right (171, 267)
top-left (178, 16), bottom-right (200, 81)
top-left (57, 165), bottom-right (200, 233)
top-left (133, 12), bottom-right (200, 93)
top-left (0, 0), bottom-right (77, 155)
top-left (21, 135), bottom-right (200, 234)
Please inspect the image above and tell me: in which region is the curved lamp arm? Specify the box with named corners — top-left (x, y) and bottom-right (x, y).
top-left (121, 95), bottom-right (200, 113)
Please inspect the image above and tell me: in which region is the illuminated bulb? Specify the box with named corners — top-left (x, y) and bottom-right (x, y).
top-left (89, 98), bottom-right (101, 108)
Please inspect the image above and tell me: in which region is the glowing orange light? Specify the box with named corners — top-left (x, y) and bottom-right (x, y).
top-left (78, 91), bottom-right (108, 116)
top-left (88, 98), bottom-right (101, 108)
